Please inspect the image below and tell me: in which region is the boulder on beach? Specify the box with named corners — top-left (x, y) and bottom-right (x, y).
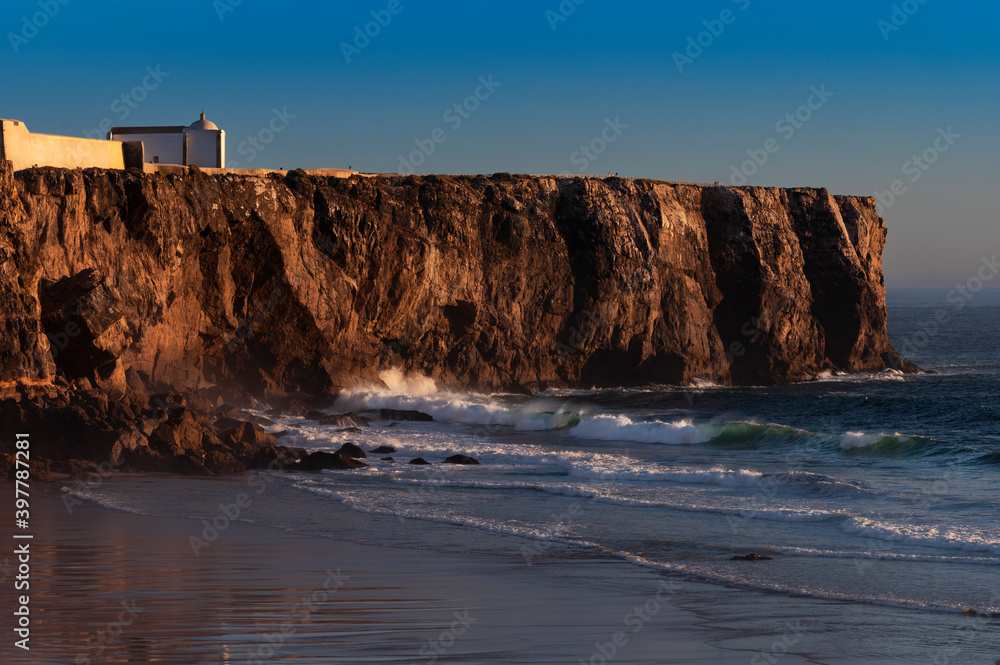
top-left (380, 409), bottom-right (433, 422)
top-left (219, 422), bottom-right (278, 460)
top-left (336, 442), bottom-right (367, 459)
top-left (204, 450), bottom-right (246, 475)
top-left (295, 451), bottom-right (367, 471)
top-left (443, 454), bottom-right (480, 465)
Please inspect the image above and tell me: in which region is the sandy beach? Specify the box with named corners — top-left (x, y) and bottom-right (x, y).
top-left (0, 480), bottom-right (821, 665)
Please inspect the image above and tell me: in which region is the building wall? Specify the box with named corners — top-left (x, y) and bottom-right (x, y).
top-left (109, 129), bottom-right (224, 167)
top-left (184, 129), bottom-right (224, 168)
top-left (111, 132), bottom-right (184, 166)
top-left (1, 120), bottom-right (124, 171)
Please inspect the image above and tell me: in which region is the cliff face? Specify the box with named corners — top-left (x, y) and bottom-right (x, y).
top-left (0, 162), bottom-right (908, 396)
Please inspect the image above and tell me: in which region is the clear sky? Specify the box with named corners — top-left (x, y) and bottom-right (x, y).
top-left (2, 0), bottom-right (997, 288)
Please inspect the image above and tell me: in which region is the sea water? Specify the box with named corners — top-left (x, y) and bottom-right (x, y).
top-left (70, 289), bottom-right (1000, 663)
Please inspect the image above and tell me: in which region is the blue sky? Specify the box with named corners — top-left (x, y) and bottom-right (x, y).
top-left (3, 0), bottom-right (997, 287)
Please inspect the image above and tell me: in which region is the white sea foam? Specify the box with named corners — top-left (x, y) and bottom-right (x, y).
top-left (609, 550), bottom-right (981, 616)
top-left (60, 487), bottom-right (147, 515)
top-left (378, 367), bottom-right (438, 395)
top-left (841, 517), bottom-right (1000, 554)
top-left (375, 476), bottom-right (838, 522)
top-left (811, 369), bottom-right (907, 383)
top-left (271, 410), bottom-right (863, 497)
top-left (291, 479), bottom-right (587, 544)
top-left (337, 386), bottom-right (721, 445)
top-left (291, 479), bottom-right (991, 616)
top-left (567, 414), bottom-right (713, 445)
top-left (775, 546), bottom-right (1000, 565)
top-left (840, 431), bottom-right (906, 450)
top-left (335, 388), bottom-right (573, 429)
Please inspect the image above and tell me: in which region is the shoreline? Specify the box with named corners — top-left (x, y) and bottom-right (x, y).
top-left (2, 480), bottom-right (819, 665)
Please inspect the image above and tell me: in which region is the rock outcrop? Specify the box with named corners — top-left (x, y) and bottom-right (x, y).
top-left (0, 163), bottom-right (910, 398)
top-left (1, 161), bottom-right (919, 473)
top-left (0, 386), bottom-right (306, 477)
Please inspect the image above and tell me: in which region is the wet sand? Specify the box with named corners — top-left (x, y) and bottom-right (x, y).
top-left (1, 481), bottom-right (814, 664)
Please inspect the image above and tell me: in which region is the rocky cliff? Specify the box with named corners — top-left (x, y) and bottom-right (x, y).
top-left (1, 161), bottom-right (912, 399)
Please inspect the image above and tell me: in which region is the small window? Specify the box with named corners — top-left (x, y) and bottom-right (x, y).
top-left (153, 156), bottom-right (159, 163)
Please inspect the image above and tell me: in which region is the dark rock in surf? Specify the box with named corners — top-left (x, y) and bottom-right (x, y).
top-left (371, 445), bottom-right (396, 454)
top-left (381, 409), bottom-right (434, 422)
top-left (408, 457), bottom-right (431, 465)
top-left (443, 454), bottom-right (480, 465)
top-left (336, 442), bottom-right (367, 459)
top-left (247, 445), bottom-right (305, 469)
top-left (295, 451), bottom-right (367, 471)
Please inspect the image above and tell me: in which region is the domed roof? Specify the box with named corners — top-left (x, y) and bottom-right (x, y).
top-left (188, 111), bottom-right (219, 131)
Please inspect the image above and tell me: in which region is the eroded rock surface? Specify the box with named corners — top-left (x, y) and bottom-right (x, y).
top-left (0, 162), bottom-right (914, 475)
top-left (1, 164), bottom-right (908, 395)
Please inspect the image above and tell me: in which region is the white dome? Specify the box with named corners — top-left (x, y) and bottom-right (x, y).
top-left (188, 112), bottom-right (218, 131)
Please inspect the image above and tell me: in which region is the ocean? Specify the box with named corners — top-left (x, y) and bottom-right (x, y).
top-left (69, 288), bottom-right (1000, 663)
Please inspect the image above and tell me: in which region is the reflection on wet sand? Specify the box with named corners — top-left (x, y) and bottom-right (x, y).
top-left (1, 483), bottom-right (785, 665)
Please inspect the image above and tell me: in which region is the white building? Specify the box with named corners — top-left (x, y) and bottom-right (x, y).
top-left (108, 112), bottom-right (225, 168)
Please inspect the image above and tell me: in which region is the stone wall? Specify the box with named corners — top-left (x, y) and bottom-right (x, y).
top-left (1, 120), bottom-right (125, 171)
